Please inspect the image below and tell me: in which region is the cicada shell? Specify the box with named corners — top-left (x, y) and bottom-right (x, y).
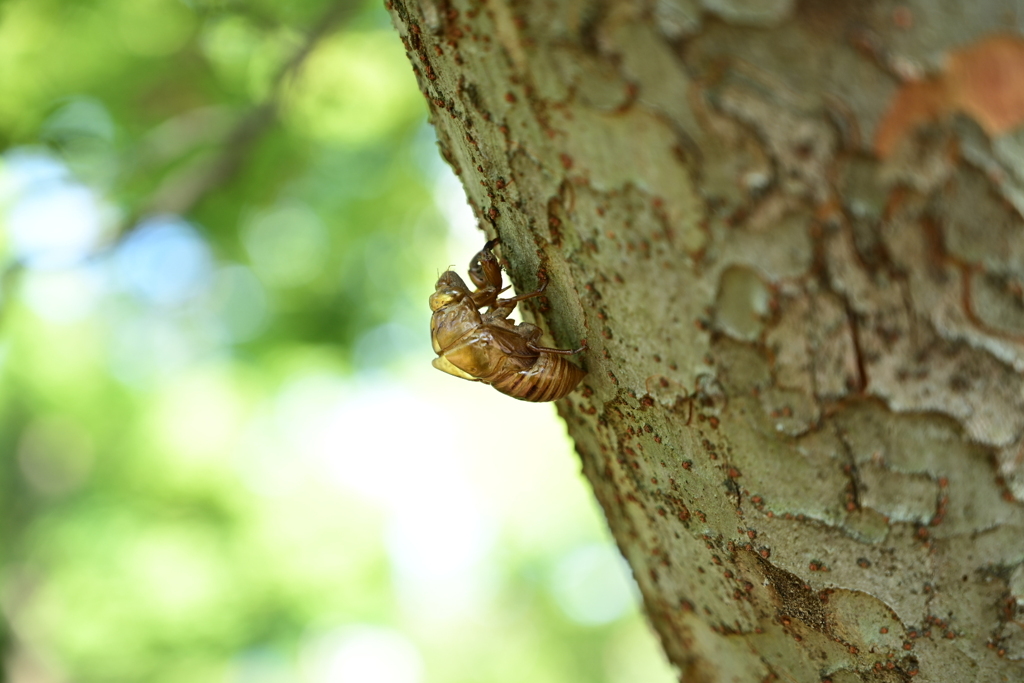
top-left (429, 240), bottom-right (586, 402)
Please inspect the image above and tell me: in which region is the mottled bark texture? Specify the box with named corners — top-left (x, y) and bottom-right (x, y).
top-left (388, 1), bottom-right (1024, 680)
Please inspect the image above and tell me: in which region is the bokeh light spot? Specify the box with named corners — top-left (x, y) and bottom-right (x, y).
top-left (550, 544), bottom-right (637, 625)
top-left (117, 0), bottom-right (195, 57)
top-left (200, 16), bottom-right (262, 95)
top-left (21, 265), bottom-right (106, 323)
top-left (282, 31), bottom-right (421, 143)
top-left (0, 149), bottom-right (68, 203)
top-left (115, 216), bottom-right (212, 306)
top-left (17, 415), bottom-right (95, 496)
top-left (152, 367), bottom-right (246, 465)
top-left (40, 97), bottom-right (116, 145)
top-left (122, 526), bottom-right (229, 625)
top-left (243, 202), bottom-right (328, 288)
top-left (300, 626), bottom-right (423, 683)
top-left (212, 264), bottom-right (269, 343)
top-left (2, 151), bottom-right (110, 269)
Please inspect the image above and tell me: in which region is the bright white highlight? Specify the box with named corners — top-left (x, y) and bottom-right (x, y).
top-left (550, 543), bottom-right (638, 625)
top-left (2, 151), bottom-right (109, 269)
top-left (300, 626), bottom-right (423, 683)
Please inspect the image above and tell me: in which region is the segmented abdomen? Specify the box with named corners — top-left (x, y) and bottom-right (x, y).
top-left (489, 352), bottom-right (586, 402)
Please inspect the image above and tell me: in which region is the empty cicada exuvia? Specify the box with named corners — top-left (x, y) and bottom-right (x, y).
top-left (429, 239), bottom-right (587, 402)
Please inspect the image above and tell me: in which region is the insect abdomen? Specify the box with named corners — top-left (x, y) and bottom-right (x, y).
top-left (489, 352), bottom-right (586, 402)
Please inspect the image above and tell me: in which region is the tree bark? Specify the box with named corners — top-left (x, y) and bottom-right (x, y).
top-left (387, 1), bottom-right (1024, 680)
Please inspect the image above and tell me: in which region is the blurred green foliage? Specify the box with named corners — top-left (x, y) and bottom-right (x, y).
top-left (0, 1), bottom-right (675, 682)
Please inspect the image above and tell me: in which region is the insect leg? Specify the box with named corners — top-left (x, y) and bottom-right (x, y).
top-left (526, 338), bottom-right (587, 355)
top-left (470, 286), bottom-right (500, 310)
top-left (499, 275), bottom-right (548, 305)
top-left (514, 322), bottom-right (542, 342)
top-left (489, 275), bottom-right (548, 317)
top-left (486, 319), bottom-right (543, 346)
top-left (468, 238), bottom-right (504, 289)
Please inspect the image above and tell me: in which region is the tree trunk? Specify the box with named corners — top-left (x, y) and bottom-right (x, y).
top-left (387, 1), bottom-right (1024, 680)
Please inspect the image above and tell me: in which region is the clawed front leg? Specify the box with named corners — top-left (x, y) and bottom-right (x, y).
top-left (468, 238), bottom-right (503, 289)
top-left (467, 238), bottom-right (505, 309)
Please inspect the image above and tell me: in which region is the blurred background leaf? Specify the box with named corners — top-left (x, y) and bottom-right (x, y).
top-left (0, 1), bottom-right (676, 682)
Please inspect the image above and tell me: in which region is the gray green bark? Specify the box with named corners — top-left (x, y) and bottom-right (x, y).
top-left (387, 1), bottom-right (1024, 680)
